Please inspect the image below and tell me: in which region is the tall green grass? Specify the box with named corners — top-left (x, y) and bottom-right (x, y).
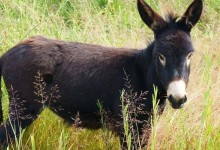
top-left (0, 0), bottom-right (220, 149)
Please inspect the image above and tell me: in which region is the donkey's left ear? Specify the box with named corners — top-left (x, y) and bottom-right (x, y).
top-left (177, 0), bottom-right (203, 32)
top-left (137, 0), bottom-right (167, 34)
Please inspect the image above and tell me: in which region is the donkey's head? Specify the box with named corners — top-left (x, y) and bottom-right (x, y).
top-left (138, 0), bottom-right (203, 109)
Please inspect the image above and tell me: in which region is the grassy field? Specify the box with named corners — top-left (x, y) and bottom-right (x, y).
top-left (0, 0), bottom-right (220, 149)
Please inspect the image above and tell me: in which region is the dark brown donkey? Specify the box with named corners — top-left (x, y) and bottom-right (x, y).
top-left (0, 0), bottom-right (202, 149)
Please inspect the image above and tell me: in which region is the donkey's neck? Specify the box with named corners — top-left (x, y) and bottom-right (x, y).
top-left (134, 42), bottom-right (167, 110)
top-left (135, 42), bottom-right (164, 92)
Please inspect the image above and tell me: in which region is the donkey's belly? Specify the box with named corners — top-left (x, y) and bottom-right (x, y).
top-left (48, 100), bottom-right (102, 129)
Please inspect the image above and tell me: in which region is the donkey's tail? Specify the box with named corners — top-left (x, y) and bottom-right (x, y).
top-left (0, 59), bottom-right (3, 124)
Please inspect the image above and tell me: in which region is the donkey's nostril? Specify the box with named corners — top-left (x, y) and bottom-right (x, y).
top-left (181, 95), bottom-right (187, 103)
top-left (168, 95), bottom-right (175, 104)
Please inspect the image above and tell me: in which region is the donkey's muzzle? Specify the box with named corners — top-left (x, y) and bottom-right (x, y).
top-left (167, 80), bottom-right (187, 109)
top-left (168, 95), bottom-right (187, 109)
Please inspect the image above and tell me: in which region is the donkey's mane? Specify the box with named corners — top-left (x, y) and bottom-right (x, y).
top-left (164, 11), bottom-right (179, 25)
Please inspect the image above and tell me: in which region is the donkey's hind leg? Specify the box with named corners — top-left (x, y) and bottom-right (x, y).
top-left (0, 99), bottom-right (43, 147)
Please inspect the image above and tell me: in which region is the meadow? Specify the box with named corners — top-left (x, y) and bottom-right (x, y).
top-left (0, 0), bottom-right (220, 149)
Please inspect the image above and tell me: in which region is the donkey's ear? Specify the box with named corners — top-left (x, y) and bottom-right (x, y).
top-left (177, 0), bottom-right (203, 32)
top-left (137, 0), bottom-right (167, 33)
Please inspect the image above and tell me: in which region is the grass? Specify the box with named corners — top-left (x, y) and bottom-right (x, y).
top-left (0, 0), bottom-right (220, 149)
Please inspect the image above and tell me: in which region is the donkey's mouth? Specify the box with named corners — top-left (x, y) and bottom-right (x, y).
top-left (169, 102), bottom-right (184, 109)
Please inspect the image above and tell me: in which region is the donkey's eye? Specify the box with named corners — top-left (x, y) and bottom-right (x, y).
top-left (187, 52), bottom-right (193, 59)
top-left (186, 52), bottom-right (193, 67)
top-left (158, 53), bottom-right (166, 67)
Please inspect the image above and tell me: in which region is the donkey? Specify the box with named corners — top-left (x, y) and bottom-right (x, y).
top-left (0, 0), bottom-right (202, 148)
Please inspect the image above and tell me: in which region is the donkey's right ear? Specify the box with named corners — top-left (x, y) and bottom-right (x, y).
top-left (137, 0), bottom-right (167, 33)
top-left (177, 0), bottom-right (203, 32)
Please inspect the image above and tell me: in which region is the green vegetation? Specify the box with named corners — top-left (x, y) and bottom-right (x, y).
top-left (0, 0), bottom-right (220, 149)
